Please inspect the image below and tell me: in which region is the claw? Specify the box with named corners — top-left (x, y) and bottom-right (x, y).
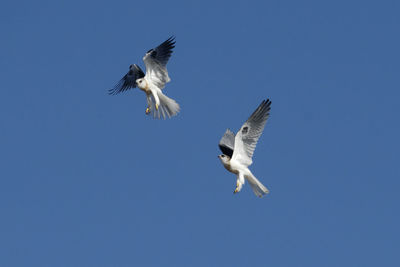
top-left (145, 107), bottom-right (151, 114)
top-left (155, 103), bottom-right (159, 110)
top-left (233, 181), bottom-right (240, 194)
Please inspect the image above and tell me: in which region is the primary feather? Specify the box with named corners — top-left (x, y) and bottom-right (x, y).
top-left (108, 64), bottom-right (145, 95)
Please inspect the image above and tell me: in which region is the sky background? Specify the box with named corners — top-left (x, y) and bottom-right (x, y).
top-left (1, 0), bottom-right (399, 266)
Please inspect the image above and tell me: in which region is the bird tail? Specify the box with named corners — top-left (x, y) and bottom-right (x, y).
top-left (246, 174), bottom-right (269, 198)
top-left (149, 92), bottom-right (180, 119)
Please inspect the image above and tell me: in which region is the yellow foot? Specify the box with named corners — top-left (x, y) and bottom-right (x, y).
top-left (145, 107), bottom-right (151, 114)
top-left (155, 103), bottom-right (159, 110)
top-left (233, 181), bottom-right (240, 194)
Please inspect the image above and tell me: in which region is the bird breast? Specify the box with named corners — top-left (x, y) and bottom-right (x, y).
top-left (138, 80), bottom-right (150, 92)
top-left (223, 161), bottom-right (239, 174)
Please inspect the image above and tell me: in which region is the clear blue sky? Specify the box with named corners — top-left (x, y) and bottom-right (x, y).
top-left (1, 0), bottom-right (399, 266)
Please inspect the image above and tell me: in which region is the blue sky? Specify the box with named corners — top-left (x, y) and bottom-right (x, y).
top-left (1, 0), bottom-right (399, 266)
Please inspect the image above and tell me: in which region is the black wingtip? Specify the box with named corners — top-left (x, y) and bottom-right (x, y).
top-left (260, 99), bottom-right (271, 116)
top-left (259, 99), bottom-right (271, 112)
top-left (167, 35), bottom-right (176, 42)
top-left (164, 36), bottom-right (176, 47)
top-left (108, 84), bottom-right (119, 95)
top-left (108, 86), bottom-right (119, 96)
top-left (108, 78), bottom-right (123, 96)
top-left (260, 98), bottom-right (271, 107)
top-left (248, 99), bottom-right (272, 121)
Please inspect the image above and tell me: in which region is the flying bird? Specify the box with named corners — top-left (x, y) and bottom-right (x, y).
top-left (218, 99), bottom-right (272, 197)
top-left (109, 37), bottom-right (180, 119)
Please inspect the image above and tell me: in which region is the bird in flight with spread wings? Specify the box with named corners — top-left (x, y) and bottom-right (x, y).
top-left (109, 37), bottom-right (180, 119)
top-left (218, 99), bottom-right (272, 197)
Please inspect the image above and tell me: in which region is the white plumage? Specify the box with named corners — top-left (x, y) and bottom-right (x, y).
top-left (109, 37), bottom-right (180, 119)
top-left (218, 100), bottom-right (272, 197)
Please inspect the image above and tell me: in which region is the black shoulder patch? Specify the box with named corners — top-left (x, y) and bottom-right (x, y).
top-left (242, 126), bottom-right (248, 134)
top-left (219, 144), bottom-right (234, 158)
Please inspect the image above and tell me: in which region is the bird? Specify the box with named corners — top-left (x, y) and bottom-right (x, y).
top-left (109, 36), bottom-right (180, 119)
top-left (218, 99), bottom-right (272, 197)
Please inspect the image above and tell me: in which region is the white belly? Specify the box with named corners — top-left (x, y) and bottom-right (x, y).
top-left (224, 159), bottom-right (249, 175)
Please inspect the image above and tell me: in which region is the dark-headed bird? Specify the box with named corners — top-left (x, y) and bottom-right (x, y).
top-left (218, 100), bottom-right (272, 197)
top-left (109, 37), bottom-right (179, 119)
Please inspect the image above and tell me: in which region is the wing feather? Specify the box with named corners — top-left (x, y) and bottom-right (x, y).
top-left (108, 64), bottom-right (145, 95)
top-left (218, 129), bottom-right (235, 158)
top-left (145, 36), bottom-right (176, 66)
top-left (232, 99), bottom-right (272, 166)
top-left (143, 36), bottom-right (176, 89)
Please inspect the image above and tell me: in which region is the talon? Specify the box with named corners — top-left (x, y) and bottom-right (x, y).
top-left (145, 107), bottom-right (151, 114)
top-left (233, 181), bottom-right (240, 194)
top-left (155, 103), bottom-right (159, 110)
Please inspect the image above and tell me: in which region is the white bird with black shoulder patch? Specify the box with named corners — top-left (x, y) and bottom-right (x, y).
top-left (218, 99), bottom-right (272, 197)
top-left (109, 37), bottom-right (180, 119)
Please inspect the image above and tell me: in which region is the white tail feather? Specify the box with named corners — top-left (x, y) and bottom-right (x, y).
top-left (246, 174), bottom-right (269, 198)
top-left (149, 92), bottom-right (180, 119)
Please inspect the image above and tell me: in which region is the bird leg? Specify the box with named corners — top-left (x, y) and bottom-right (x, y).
top-left (233, 180), bottom-right (240, 194)
top-left (149, 89), bottom-right (160, 111)
top-left (145, 95), bottom-right (151, 115)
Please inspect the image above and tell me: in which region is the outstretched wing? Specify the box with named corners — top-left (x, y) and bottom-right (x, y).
top-left (232, 99), bottom-right (271, 166)
top-left (218, 129), bottom-right (235, 158)
top-left (108, 64), bottom-right (145, 95)
top-left (142, 36), bottom-right (176, 89)
top-left (144, 36), bottom-right (175, 67)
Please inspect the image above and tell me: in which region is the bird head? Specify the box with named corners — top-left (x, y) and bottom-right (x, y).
top-left (218, 154), bottom-right (230, 164)
top-left (136, 78), bottom-right (147, 90)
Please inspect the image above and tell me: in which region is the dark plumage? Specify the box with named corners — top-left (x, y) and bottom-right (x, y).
top-left (219, 144), bottom-right (234, 158)
top-left (146, 36), bottom-right (176, 67)
top-left (218, 129), bottom-right (235, 158)
top-left (108, 64), bottom-right (145, 95)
